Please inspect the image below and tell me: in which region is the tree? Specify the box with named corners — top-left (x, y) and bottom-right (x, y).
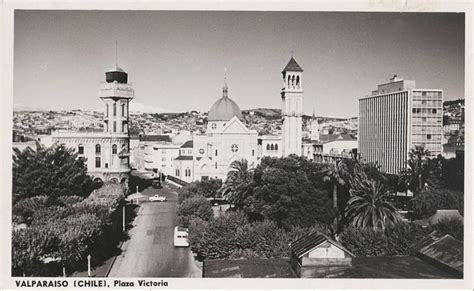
top-left (408, 187), bottom-right (463, 219)
top-left (177, 195), bottom-right (213, 228)
top-left (13, 143), bottom-right (93, 202)
top-left (222, 159), bottom-right (254, 210)
top-left (248, 156), bottom-right (335, 229)
top-left (345, 166), bottom-right (399, 230)
top-left (399, 145), bottom-right (430, 195)
top-left (323, 159), bottom-right (350, 210)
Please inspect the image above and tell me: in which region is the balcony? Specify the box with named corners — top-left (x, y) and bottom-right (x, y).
top-left (99, 82), bottom-right (134, 99)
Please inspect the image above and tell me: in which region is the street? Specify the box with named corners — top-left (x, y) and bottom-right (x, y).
top-left (107, 184), bottom-right (202, 277)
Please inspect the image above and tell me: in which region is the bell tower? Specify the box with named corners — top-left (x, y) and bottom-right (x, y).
top-left (281, 56), bottom-right (303, 157)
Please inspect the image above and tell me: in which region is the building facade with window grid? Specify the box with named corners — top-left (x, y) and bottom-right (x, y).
top-left (358, 76), bottom-right (443, 174)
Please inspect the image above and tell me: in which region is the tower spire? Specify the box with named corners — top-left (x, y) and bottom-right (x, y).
top-left (223, 67), bottom-right (228, 98)
top-left (115, 40), bottom-right (118, 67)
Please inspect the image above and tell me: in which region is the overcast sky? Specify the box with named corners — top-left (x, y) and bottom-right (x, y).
top-left (14, 11), bottom-right (465, 117)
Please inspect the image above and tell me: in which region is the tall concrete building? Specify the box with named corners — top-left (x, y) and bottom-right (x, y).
top-left (358, 75), bottom-right (443, 174)
top-left (281, 57), bottom-right (304, 157)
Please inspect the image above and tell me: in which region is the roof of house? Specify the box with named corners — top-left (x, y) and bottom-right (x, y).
top-left (181, 140), bottom-right (193, 148)
top-left (203, 258), bottom-right (295, 278)
top-left (319, 133), bottom-right (356, 144)
top-left (338, 256), bottom-right (458, 278)
top-left (290, 231), bottom-right (354, 258)
top-left (139, 135), bottom-right (171, 142)
top-left (174, 156), bottom-right (193, 161)
top-left (414, 233), bottom-right (463, 274)
top-left (282, 57), bottom-right (303, 72)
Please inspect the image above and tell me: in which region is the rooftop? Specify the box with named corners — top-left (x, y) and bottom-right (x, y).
top-left (203, 258), bottom-right (295, 278)
top-left (181, 140), bottom-right (193, 148)
top-left (139, 135), bottom-right (171, 143)
top-left (290, 231), bottom-right (354, 258)
top-left (175, 156), bottom-right (193, 161)
top-left (282, 57), bottom-right (303, 73)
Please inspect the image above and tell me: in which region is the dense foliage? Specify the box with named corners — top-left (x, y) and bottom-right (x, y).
top-left (12, 183), bottom-right (125, 276)
top-left (176, 195), bottom-right (213, 228)
top-left (244, 155), bottom-right (337, 229)
top-left (339, 222), bottom-right (429, 256)
top-left (177, 178), bottom-right (222, 204)
top-left (188, 211), bottom-right (328, 260)
top-left (408, 188), bottom-right (463, 219)
top-left (12, 144), bottom-right (93, 203)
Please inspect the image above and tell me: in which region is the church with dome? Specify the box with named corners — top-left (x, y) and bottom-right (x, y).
top-left (171, 56), bottom-right (305, 181)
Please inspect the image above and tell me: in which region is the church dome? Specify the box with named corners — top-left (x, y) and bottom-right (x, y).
top-left (208, 96), bottom-right (242, 121)
top-left (106, 65), bottom-right (128, 84)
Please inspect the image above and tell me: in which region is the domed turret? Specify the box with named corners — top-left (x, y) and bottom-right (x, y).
top-left (208, 74), bottom-right (242, 121)
top-left (106, 65), bottom-right (128, 84)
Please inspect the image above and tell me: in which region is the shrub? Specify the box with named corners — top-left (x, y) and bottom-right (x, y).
top-left (409, 188), bottom-right (463, 219)
top-left (12, 196), bottom-right (49, 224)
top-left (340, 222), bottom-right (430, 257)
top-left (432, 217), bottom-right (463, 240)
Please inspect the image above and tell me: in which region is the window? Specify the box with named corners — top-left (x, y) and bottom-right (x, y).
top-left (176, 168), bottom-right (180, 176)
top-left (266, 144), bottom-right (270, 150)
top-left (231, 144), bottom-right (239, 152)
top-left (112, 144), bottom-right (117, 154)
top-left (105, 163), bottom-right (108, 169)
top-left (211, 123), bottom-right (217, 129)
top-left (199, 148), bottom-right (205, 154)
top-left (78, 145), bottom-right (84, 154)
top-left (188, 150), bottom-right (192, 154)
top-left (275, 144), bottom-right (278, 151)
top-left (121, 103), bottom-right (125, 117)
top-left (185, 168), bottom-right (191, 177)
top-left (113, 102), bottom-right (117, 116)
top-left (95, 157), bottom-right (101, 168)
top-left (252, 149), bottom-right (255, 156)
top-left (270, 144), bottom-right (274, 151)
top-left (162, 157), bottom-right (166, 161)
top-left (122, 122), bottom-right (126, 132)
top-left (432, 109), bottom-right (437, 114)
top-left (215, 162), bottom-right (218, 169)
top-left (95, 144), bottom-right (101, 154)
top-left (162, 149), bottom-right (166, 154)
top-left (162, 164), bottom-right (167, 168)
top-left (106, 104), bottom-right (109, 117)
top-left (215, 149), bottom-right (218, 156)
top-left (182, 149), bottom-right (185, 154)
top-left (422, 117), bottom-right (427, 122)
top-left (113, 121), bottom-right (117, 132)
top-left (427, 134), bottom-right (432, 140)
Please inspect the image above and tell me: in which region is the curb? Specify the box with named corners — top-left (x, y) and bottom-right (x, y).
top-left (105, 240), bottom-right (125, 277)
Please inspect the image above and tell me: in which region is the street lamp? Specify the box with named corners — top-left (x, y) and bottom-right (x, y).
top-left (87, 254), bottom-right (91, 277)
top-left (136, 185), bottom-right (139, 204)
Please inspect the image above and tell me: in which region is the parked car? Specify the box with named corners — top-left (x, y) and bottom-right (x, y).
top-left (173, 226), bottom-right (189, 247)
top-left (149, 195), bottom-right (166, 202)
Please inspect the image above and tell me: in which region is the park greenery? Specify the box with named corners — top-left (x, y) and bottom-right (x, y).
top-left (12, 144), bottom-right (128, 276)
top-left (178, 145), bottom-right (464, 261)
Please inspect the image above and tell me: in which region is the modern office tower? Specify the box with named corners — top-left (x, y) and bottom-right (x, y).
top-left (358, 75), bottom-right (443, 174)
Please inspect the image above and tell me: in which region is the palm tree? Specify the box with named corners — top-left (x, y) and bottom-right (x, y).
top-left (400, 145), bottom-right (431, 195)
top-left (222, 159), bottom-right (254, 210)
top-left (323, 159), bottom-right (350, 210)
top-left (345, 167), bottom-right (399, 230)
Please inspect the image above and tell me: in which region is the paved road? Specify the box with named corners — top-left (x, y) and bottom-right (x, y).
top-left (108, 184), bottom-right (202, 277)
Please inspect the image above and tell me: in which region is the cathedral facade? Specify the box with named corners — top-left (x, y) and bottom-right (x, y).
top-left (51, 65), bottom-right (133, 184)
top-left (171, 57), bottom-right (305, 181)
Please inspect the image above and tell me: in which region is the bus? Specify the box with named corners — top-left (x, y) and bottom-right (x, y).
top-left (173, 226), bottom-right (189, 247)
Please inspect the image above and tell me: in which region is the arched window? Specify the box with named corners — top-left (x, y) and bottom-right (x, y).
top-left (122, 144), bottom-right (127, 151)
top-left (113, 102), bottom-right (117, 116)
top-left (292, 75), bottom-right (295, 86)
top-left (113, 121), bottom-right (117, 132)
top-left (121, 103), bottom-right (125, 117)
top-left (95, 144), bottom-right (101, 154)
top-left (270, 144), bottom-right (274, 151)
top-left (106, 104), bottom-right (109, 117)
top-left (266, 144), bottom-right (270, 150)
top-left (275, 144), bottom-right (279, 151)
top-left (95, 157), bottom-right (101, 168)
top-left (215, 162), bottom-right (218, 169)
top-left (112, 144), bottom-right (117, 154)
top-left (78, 144), bottom-right (84, 154)
top-left (296, 75), bottom-right (300, 87)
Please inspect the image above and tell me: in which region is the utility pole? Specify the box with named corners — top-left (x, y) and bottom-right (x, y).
top-left (122, 205), bottom-right (126, 232)
top-left (136, 185), bottom-right (139, 204)
top-left (87, 255), bottom-right (91, 277)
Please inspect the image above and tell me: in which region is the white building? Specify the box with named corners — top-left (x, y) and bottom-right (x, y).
top-left (51, 65), bottom-right (134, 184)
top-left (170, 56), bottom-right (306, 181)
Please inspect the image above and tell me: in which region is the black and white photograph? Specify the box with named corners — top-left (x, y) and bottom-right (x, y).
top-left (1, 0), bottom-right (472, 289)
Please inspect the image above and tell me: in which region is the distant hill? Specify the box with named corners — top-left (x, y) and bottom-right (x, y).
top-left (242, 108), bottom-right (282, 118)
